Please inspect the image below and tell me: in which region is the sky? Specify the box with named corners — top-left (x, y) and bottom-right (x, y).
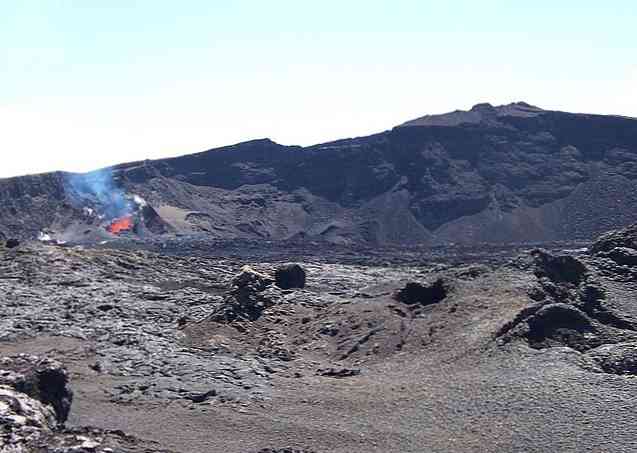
top-left (1, 0), bottom-right (635, 178)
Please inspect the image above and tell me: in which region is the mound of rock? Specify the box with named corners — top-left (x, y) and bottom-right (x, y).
top-left (232, 265), bottom-right (273, 290)
top-left (210, 266), bottom-right (280, 322)
top-left (523, 303), bottom-right (599, 351)
top-left (590, 223), bottom-right (637, 254)
top-left (531, 249), bottom-right (587, 285)
top-left (499, 248), bottom-right (637, 353)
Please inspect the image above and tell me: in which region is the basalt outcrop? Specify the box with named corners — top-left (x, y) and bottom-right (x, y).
top-left (0, 355), bottom-right (154, 452)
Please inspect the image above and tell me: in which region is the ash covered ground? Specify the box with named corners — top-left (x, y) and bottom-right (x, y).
top-left (3, 228), bottom-right (637, 452)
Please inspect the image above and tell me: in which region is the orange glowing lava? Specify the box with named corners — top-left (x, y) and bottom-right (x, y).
top-left (107, 215), bottom-right (134, 234)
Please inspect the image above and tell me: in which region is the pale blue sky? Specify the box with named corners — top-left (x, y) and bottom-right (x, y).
top-left (1, 1), bottom-right (635, 177)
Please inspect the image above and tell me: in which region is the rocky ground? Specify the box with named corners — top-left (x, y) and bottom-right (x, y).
top-left (2, 228), bottom-right (637, 452)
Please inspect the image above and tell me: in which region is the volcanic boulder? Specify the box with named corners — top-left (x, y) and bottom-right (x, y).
top-left (0, 354), bottom-right (73, 424)
top-left (523, 303), bottom-right (599, 352)
top-left (0, 355), bottom-right (70, 450)
top-left (0, 355), bottom-right (135, 452)
top-left (0, 384), bottom-right (59, 440)
top-left (275, 264), bottom-right (307, 289)
top-left (531, 249), bottom-right (587, 285)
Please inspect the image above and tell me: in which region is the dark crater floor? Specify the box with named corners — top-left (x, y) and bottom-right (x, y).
top-left (2, 231), bottom-right (637, 452)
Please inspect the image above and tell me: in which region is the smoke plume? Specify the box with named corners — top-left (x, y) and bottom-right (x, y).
top-left (66, 168), bottom-right (130, 219)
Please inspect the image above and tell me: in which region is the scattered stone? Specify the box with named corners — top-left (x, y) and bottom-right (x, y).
top-left (316, 367), bottom-right (361, 378)
top-left (275, 264), bottom-right (306, 289)
top-left (588, 342), bottom-right (637, 375)
top-left (5, 238), bottom-right (20, 249)
top-left (254, 449), bottom-right (316, 453)
top-left (598, 247), bottom-right (637, 266)
top-left (184, 389), bottom-right (217, 403)
top-left (318, 323), bottom-right (339, 336)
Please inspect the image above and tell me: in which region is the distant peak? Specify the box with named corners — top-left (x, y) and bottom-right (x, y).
top-left (400, 102), bottom-right (545, 128)
top-left (473, 101), bottom-right (543, 114)
top-left (514, 101), bottom-right (538, 109)
top-left (241, 138), bottom-right (278, 146)
top-left (222, 138), bottom-right (282, 149)
top-left (506, 101), bottom-right (543, 111)
top-left (470, 102), bottom-right (496, 112)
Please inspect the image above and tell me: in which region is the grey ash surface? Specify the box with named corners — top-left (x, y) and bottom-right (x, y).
top-left (2, 237), bottom-right (637, 452)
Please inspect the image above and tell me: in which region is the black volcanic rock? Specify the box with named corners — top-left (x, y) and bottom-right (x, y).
top-left (0, 355), bottom-right (73, 424)
top-left (531, 249), bottom-right (588, 285)
top-left (393, 278), bottom-right (449, 306)
top-left (2, 103), bottom-right (637, 245)
top-left (274, 263), bottom-right (306, 289)
top-left (4, 238), bottom-right (20, 248)
top-left (523, 303), bottom-right (598, 352)
top-left (0, 354), bottom-right (154, 452)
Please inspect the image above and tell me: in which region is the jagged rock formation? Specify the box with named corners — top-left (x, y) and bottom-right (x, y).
top-left (1, 102), bottom-right (637, 245)
top-left (496, 224), bottom-right (637, 381)
top-left (0, 355), bottom-right (150, 452)
top-left (590, 222), bottom-right (637, 254)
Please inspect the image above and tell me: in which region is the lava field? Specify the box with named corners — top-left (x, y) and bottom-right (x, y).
top-left (3, 226), bottom-right (637, 452)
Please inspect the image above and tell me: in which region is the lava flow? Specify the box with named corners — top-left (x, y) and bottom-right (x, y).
top-left (106, 215), bottom-right (134, 234)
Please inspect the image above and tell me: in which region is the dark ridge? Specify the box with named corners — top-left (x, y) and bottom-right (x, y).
top-left (2, 103), bottom-right (637, 245)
